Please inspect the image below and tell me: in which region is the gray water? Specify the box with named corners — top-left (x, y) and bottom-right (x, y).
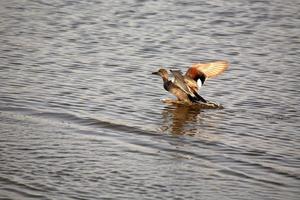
top-left (0, 0), bottom-right (300, 199)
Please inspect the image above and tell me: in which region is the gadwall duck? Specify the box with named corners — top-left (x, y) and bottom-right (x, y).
top-left (152, 60), bottom-right (229, 103)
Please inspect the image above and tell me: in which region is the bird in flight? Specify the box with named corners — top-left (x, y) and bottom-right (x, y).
top-left (152, 60), bottom-right (229, 104)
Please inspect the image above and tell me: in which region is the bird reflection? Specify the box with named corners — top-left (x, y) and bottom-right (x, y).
top-left (161, 104), bottom-right (204, 135)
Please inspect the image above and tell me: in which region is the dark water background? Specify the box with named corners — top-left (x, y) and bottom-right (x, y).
top-left (0, 0), bottom-right (299, 199)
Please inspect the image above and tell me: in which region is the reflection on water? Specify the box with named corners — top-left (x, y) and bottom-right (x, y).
top-left (161, 104), bottom-right (203, 135)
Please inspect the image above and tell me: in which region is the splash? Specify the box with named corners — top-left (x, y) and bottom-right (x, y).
top-left (161, 98), bottom-right (224, 109)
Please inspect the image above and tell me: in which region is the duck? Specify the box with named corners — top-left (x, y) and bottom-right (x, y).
top-left (152, 60), bottom-right (229, 104)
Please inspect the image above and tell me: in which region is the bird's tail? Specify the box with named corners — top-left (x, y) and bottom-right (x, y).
top-left (188, 93), bottom-right (207, 103)
top-left (194, 92), bottom-right (207, 103)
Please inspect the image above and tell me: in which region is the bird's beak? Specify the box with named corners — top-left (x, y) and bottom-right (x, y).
top-left (152, 71), bottom-right (159, 75)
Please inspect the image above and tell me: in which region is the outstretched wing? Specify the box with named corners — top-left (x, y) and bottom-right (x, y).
top-left (170, 70), bottom-right (193, 95)
top-left (189, 60), bottom-right (229, 79)
top-left (171, 70), bottom-right (207, 103)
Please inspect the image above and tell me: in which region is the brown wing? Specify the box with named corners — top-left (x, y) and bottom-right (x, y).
top-left (168, 84), bottom-right (190, 102)
top-left (170, 70), bottom-right (194, 96)
top-left (189, 60), bottom-right (229, 79)
top-left (184, 77), bottom-right (198, 91)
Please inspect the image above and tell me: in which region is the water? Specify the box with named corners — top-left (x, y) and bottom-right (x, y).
top-left (0, 0), bottom-right (299, 199)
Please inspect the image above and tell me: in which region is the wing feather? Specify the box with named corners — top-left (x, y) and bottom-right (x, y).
top-left (190, 60), bottom-right (229, 78)
top-left (170, 70), bottom-right (192, 95)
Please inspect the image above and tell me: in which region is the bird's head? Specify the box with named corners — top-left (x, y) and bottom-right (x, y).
top-left (152, 68), bottom-right (169, 80)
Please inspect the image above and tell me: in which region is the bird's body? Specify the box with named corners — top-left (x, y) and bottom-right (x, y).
top-left (152, 60), bottom-right (229, 104)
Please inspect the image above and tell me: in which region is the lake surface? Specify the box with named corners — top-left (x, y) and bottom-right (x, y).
top-left (0, 0), bottom-right (299, 199)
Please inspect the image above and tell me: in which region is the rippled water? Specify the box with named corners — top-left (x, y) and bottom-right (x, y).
top-left (1, 0), bottom-right (300, 199)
